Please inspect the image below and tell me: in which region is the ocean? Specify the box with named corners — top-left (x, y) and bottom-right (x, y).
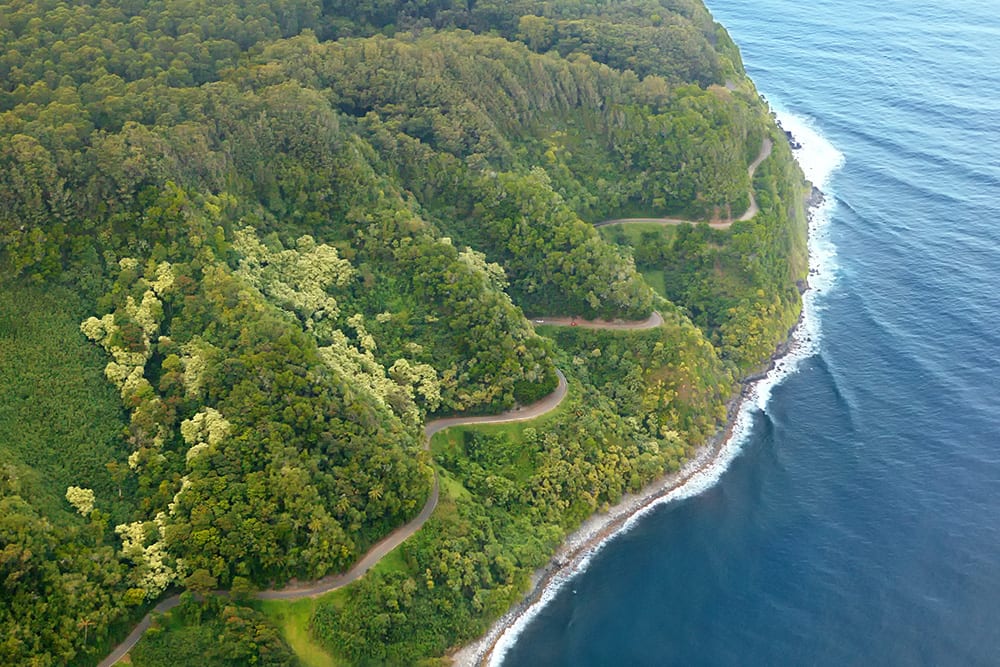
top-left (495, 0), bottom-right (1000, 664)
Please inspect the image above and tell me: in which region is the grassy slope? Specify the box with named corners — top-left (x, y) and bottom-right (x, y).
top-left (257, 598), bottom-right (343, 667)
top-left (596, 222), bottom-right (679, 246)
top-left (597, 223), bottom-right (677, 299)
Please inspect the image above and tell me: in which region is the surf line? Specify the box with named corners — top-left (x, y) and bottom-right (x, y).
top-left (468, 118), bottom-right (843, 667)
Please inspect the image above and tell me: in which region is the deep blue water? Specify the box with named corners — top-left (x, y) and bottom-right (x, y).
top-left (501, 1), bottom-right (1000, 664)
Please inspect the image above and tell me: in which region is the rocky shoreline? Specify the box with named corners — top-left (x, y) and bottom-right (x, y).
top-left (453, 185), bottom-right (826, 667)
top-left (451, 340), bottom-right (792, 666)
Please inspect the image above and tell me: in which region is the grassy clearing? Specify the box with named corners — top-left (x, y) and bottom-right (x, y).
top-left (436, 467), bottom-right (473, 502)
top-left (370, 542), bottom-right (409, 576)
top-left (597, 221), bottom-right (678, 247)
top-left (257, 598), bottom-right (343, 667)
top-left (640, 268), bottom-right (668, 298)
top-left (428, 393), bottom-right (568, 456)
top-left (430, 397), bottom-right (568, 485)
top-left (0, 281), bottom-right (133, 523)
top-left (596, 222), bottom-right (674, 299)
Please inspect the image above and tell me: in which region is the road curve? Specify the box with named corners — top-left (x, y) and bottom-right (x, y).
top-left (106, 140), bottom-right (769, 665)
top-left (258, 368), bottom-right (569, 601)
top-left (98, 596), bottom-right (183, 667)
top-left (531, 311), bottom-right (663, 330)
top-left (101, 371), bottom-right (570, 665)
top-left (596, 137), bottom-right (773, 230)
top-left (101, 311), bottom-right (661, 665)
top-left (738, 137), bottom-right (773, 221)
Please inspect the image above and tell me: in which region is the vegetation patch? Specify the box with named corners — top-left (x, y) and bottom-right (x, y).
top-left (0, 282), bottom-right (132, 523)
top-left (0, 0), bottom-right (807, 663)
top-left (130, 595), bottom-right (297, 667)
top-left (257, 598), bottom-right (343, 667)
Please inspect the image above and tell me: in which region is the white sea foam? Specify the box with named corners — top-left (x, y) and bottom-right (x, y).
top-left (753, 107), bottom-right (845, 408)
top-left (479, 111), bottom-right (845, 667)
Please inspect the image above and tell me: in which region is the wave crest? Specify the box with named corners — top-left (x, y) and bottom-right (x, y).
top-left (481, 109), bottom-right (844, 667)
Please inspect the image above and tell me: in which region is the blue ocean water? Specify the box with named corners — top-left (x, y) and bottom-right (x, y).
top-left (499, 0), bottom-right (1000, 665)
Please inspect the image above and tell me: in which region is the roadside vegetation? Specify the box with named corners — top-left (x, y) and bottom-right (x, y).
top-left (0, 0), bottom-right (807, 663)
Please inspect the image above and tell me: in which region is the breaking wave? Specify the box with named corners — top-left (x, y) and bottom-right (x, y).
top-left (485, 109), bottom-right (844, 667)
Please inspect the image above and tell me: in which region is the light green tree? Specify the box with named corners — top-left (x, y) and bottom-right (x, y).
top-left (65, 486), bottom-right (95, 516)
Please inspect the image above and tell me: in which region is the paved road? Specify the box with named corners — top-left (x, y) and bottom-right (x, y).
top-left (596, 137), bottom-right (773, 230)
top-left (258, 369), bottom-right (569, 601)
top-left (738, 137), bottom-right (774, 221)
top-left (99, 372), bottom-right (570, 665)
top-left (100, 311), bottom-right (659, 664)
top-left (98, 597), bottom-right (183, 667)
top-left (103, 130), bottom-right (766, 665)
top-left (531, 311), bottom-right (663, 330)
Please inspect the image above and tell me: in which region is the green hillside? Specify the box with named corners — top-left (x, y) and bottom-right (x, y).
top-left (0, 0), bottom-right (807, 664)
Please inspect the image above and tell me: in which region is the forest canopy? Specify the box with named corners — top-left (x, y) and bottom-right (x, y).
top-left (0, 0), bottom-right (807, 664)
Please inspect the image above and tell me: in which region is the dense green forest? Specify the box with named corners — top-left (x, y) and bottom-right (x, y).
top-left (0, 0), bottom-right (808, 664)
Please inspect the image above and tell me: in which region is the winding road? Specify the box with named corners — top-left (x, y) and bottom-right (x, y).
top-left (100, 133), bottom-right (765, 667)
top-left (102, 309), bottom-right (660, 663)
top-left (595, 137), bottom-right (773, 230)
top-left (531, 311), bottom-right (663, 330)
top-left (257, 367), bottom-right (569, 603)
top-left (102, 142), bottom-right (764, 665)
top-left (99, 331), bottom-right (605, 664)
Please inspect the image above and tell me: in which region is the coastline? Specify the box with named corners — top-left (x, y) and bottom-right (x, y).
top-left (453, 184), bottom-right (826, 667)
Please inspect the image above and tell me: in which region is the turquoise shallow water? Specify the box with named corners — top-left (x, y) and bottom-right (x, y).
top-left (501, 1), bottom-right (1000, 664)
